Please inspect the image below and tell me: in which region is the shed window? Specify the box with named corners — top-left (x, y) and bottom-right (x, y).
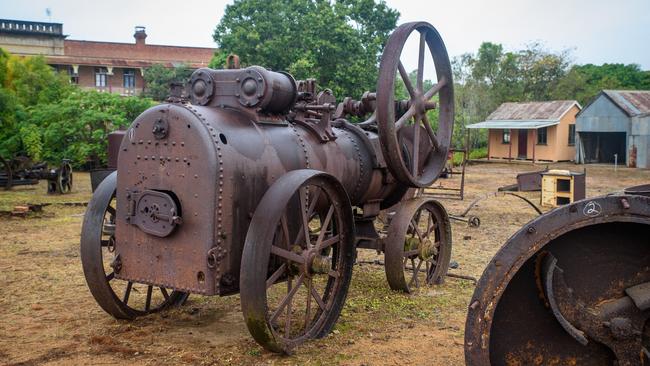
top-left (95, 67), bottom-right (108, 87)
top-left (502, 130), bottom-right (511, 144)
top-left (568, 124), bottom-right (576, 145)
top-left (537, 127), bottom-right (548, 145)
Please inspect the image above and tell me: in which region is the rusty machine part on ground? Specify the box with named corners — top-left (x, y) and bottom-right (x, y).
top-left (0, 155), bottom-right (73, 194)
top-left (80, 22), bottom-right (455, 353)
top-left (465, 186), bottom-right (650, 365)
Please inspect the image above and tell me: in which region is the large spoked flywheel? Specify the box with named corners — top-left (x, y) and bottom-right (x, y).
top-left (376, 22), bottom-right (454, 188)
top-left (465, 195), bottom-right (650, 366)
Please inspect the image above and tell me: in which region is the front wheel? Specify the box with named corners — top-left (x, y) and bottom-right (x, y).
top-left (240, 170), bottom-right (356, 353)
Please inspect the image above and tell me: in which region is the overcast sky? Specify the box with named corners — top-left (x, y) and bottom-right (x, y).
top-left (1, 0), bottom-right (649, 70)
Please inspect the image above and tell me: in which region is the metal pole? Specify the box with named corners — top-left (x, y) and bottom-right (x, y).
top-left (614, 153), bottom-right (618, 172)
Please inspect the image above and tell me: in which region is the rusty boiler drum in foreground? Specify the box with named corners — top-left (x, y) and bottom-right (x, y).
top-left (465, 187), bottom-right (650, 366)
top-left (81, 21), bottom-right (456, 353)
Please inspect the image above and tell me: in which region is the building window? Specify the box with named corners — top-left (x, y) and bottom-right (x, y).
top-left (537, 127), bottom-right (548, 145)
top-left (95, 67), bottom-right (108, 88)
top-left (123, 69), bottom-right (135, 89)
top-left (502, 130), bottom-right (511, 144)
top-left (568, 124), bottom-right (576, 145)
top-left (67, 65), bottom-right (78, 84)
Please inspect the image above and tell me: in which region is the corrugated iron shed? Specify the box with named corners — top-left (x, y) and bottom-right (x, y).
top-left (487, 100), bottom-right (580, 121)
top-left (602, 90), bottom-right (650, 117)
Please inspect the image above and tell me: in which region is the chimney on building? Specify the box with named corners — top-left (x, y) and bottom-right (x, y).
top-left (134, 26), bottom-right (147, 46)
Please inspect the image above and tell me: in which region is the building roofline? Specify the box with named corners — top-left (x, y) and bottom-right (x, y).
top-left (64, 38), bottom-right (215, 51)
top-left (0, 18), bottom-right (63, 26)
top-left (578, 90), bottom-right (637, 118)
top-left (487, 100), bottom-right (581, 121)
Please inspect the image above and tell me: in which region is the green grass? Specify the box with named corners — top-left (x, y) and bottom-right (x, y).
top-left (451, 147), bottom-right (488, 166)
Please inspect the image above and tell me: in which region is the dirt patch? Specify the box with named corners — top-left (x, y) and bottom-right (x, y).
top-left (0, 165), bottom-right (647, 365)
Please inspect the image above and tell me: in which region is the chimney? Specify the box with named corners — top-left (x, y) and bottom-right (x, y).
top-left (134, 26), bottom-right (147, 46)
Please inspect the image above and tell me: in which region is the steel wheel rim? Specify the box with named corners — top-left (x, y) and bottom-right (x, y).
top-left (80, 172), bottom-right (188, 319)
top-left (376, 21), bottom-right (454, 188)
top-left (385, 198), bottom-right (452, 293)
top-left (0, 156), bottom-right (13, 190)
top-left (241, 170), bottom-right (355, 353)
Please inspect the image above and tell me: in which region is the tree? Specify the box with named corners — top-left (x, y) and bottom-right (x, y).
top-left (29, 90), bottom-right (154, 167)
top-left (0, 48), bottom-right (155, 166)
top-left (553, 63), bottom-right (650, 105)
top-left (143, 64), bottom-right (193, 101)
top-left (0, 50), bottom-right (72, 159)
top-left (212, 0), bottom-right (399, 99)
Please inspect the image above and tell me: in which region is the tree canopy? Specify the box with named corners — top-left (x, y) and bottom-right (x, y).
top-left (0, 49), bottom-right (154, 167)
top-left (143, 64), bottom-right (193, 101)
top-left (212, 0), bottom-right (399, 99)
top-left (452, 42), bottom-right (650, 148)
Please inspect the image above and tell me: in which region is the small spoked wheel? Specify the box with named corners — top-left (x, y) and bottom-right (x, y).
top-left (0, 156), bottom-right (12, 190)
top-left (80, 172), bottom-right (188, 319)
top-left (376, 21), bottom-right (454, 187)
top-left (385, 198), bottom-right (452, 293)
top-left (57, 160), bottom-right (73, 193)
top-left (240, 170), bottom-right (355, 353)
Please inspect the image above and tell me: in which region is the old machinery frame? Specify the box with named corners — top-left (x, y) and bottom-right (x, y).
top-left (80, 21), bottom-right (455, 353)
top-left (0, 155), bottom-right (73, 194)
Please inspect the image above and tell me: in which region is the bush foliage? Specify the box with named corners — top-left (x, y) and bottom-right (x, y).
top-left (0, 49), bottom-right (154, 168)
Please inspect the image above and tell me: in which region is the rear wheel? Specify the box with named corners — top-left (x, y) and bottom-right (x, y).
top-left (384, 198), bottom-right (452, 293)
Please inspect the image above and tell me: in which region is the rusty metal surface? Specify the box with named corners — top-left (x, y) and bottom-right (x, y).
top-left (487, 100), bottom-right (578, 121)
top-left (83, 21), bottom-right (455, 353)
top-left (376, 21), bottom-right (454, 188)
top-left (465, 193), bottom-right (650, 365)
top-left (384, 198), bottom-right (451, 293)
top-left (80, 172), bottom-right (188, 319)
top-left (240, 170), bottom-right (355, 353)
top-left (625, 184), bottom-right (650, 197)
top-left (113, 100), bottom-right (402, 295)
top-left (0, 155), bottom-right (72, 193)
top-left (107, 130), bottom-right (125, 169)
top-left (516, 169), bottom-right (546, 191)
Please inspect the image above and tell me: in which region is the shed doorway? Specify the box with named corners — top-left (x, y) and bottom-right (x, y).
top-left (579, 132), bottom-right (626, 164)
top-left (517, 130), bottom-right (528, 159)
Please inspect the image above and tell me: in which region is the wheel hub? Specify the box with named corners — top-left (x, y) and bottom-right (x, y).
top-left (418, 238), bottom-right (437, 260)
top-left (309, 254), bottom-right (332, 275)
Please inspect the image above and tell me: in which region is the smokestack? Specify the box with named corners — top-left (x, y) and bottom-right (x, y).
top-left (134, 26), bottom-right (147, 46)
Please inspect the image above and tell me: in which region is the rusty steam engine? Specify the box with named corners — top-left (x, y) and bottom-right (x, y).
top-left (81, 22), bottom-right (454, 352)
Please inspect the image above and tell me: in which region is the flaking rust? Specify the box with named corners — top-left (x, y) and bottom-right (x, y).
top-left (465, 192), bottom-right (650, 365)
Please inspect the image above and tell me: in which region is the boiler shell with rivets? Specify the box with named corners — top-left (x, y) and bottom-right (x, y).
top-left (114, 100), bottom-right (401, 296)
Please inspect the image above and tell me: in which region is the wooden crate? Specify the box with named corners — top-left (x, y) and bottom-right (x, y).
top-left (541, 170), bottom-right (586, 208)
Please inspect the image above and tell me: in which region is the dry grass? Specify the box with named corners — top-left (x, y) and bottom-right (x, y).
top-left (0, 164), bottom-right (647, 365)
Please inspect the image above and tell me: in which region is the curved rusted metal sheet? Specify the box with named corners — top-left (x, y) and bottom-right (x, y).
top-left (465, 193), bottom-right (650, 365)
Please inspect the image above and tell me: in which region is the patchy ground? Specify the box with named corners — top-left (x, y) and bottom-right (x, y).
top-left (0, 163), bottom-right (647, 365)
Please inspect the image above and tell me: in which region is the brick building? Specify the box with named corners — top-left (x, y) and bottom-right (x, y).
top-left (0, 19), bottom-right (215, 96)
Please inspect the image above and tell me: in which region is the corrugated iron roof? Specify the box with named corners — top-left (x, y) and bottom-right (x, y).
top-left (602, 90), bottom-right (650, 117)
top-left (466, 120), bottom-right (559, 129)
top-left (487, 100), bottom-right (580, 121)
